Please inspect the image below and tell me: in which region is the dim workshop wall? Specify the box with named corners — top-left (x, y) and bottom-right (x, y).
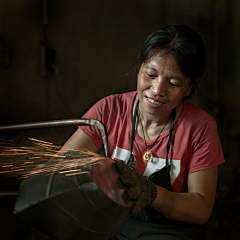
top-left (0, 0), bottom-right (240, 239)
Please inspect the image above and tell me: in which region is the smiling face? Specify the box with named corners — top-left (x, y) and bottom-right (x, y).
top-left (137, 51), bottom-right (193, 121)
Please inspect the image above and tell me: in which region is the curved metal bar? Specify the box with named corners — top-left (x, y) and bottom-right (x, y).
top-left (0, 118), bottom-right (108, 157)
top-left (0, 119), bottom-right (109, 198)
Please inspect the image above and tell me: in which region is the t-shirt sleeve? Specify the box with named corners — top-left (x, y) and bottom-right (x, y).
top-left (78, 97), bottom-right (110, 149)
top-left (187, 120), bottom-right (225, 174)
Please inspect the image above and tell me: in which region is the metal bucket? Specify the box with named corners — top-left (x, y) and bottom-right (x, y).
top-left (14, 157), bottom-right (133, 240)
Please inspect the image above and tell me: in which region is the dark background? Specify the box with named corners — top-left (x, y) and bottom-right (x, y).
top-left (0, 0), bottom-right (240, 239)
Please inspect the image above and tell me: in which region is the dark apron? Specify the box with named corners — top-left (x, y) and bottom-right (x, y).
top-left (114, 100), bottom-right (204, 240)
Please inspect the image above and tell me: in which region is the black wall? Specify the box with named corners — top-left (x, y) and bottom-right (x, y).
top-left (0, 0), bottom-right (239, 239)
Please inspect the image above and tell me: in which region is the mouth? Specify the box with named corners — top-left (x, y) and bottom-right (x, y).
top-left (146, 97), bottom-right (164, 106)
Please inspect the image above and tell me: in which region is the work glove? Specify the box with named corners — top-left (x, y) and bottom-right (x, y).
top-left (115, 160), bottom-right (157, 214)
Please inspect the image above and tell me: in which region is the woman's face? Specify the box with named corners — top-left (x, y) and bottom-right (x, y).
top-left (137, 51), bottom-right (193, 118)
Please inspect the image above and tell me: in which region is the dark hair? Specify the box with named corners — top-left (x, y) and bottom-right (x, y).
top-left (137, 25), bottom-right (205, 98)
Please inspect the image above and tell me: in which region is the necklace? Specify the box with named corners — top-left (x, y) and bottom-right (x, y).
top-left (139, 109), bottom-right (172, 162)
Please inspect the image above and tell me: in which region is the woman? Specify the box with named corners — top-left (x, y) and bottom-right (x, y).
top-left (60, 25), bottom-right (225, 239)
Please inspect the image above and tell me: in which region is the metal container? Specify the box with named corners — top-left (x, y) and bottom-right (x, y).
top-left (14, 158), bottom-right (133, 240)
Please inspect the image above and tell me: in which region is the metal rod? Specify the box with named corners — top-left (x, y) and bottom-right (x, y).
top-left (0, 118), bottom-right (108, 156)
top-left (0, 118), bottom-right (108, 198)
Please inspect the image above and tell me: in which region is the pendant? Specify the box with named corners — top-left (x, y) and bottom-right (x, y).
top-left (143, 151), bottom-right (153, 162)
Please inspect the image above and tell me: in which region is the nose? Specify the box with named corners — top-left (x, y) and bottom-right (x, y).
top-left (150, 77), bottom-right (167, 96)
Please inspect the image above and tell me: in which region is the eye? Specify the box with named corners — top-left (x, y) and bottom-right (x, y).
top-left (169, 80), bottom-right (180, 87)
top-left (146, 73), bottom-right (156, 79)
top-left (169, 77), bottom-right (183, 87)
top-left (169, 82), bottom-right (178, 87)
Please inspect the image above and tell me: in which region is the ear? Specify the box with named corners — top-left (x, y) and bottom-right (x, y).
top-left (184, 83), bottom-right (193, 98)
top-left (184, 79), bottom-right (197, 98)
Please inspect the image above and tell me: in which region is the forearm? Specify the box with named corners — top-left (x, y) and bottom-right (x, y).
top-left (151, 186), bottom-right (213, 225)
top-left (115, 162), bottom-right (218, 223)
top-left (49, 128), bottom-right (99, 161)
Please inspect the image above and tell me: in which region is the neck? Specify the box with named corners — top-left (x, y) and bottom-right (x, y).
top-left (138, 107), bottom-right (172, 129)
top-left (137, 106), bottom-right (173, 144)
top-left (137, 101), bottom-right (175, 129)
top-left (133, 97), bottom-right (183, 141)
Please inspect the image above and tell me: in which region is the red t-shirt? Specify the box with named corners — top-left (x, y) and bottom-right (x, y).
top-left (79, 91), bottom-right (225, 193)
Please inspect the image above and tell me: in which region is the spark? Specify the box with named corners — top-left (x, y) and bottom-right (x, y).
top-left (65, 171), bottom-right (89, 176)
top-left (0, 138), bottom-right (106, 179)
top-left (29, 138), bottom-right (53, 144)
top-left (59, 169), bottom-right (82, 174)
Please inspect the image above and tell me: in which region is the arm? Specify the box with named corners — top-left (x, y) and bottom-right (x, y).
top-left (151, 119), bottom-right (224, 225)
top-left (151, 166), bottom-right (218, 225)
top-left (57, 97), bottom-right (109, 156)
top-left (61, 128), bottom-right (100, 153)
top-left (116, 160), bottom-right (218, 225)
top-left (52, 128), bottom-right (100, 160)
